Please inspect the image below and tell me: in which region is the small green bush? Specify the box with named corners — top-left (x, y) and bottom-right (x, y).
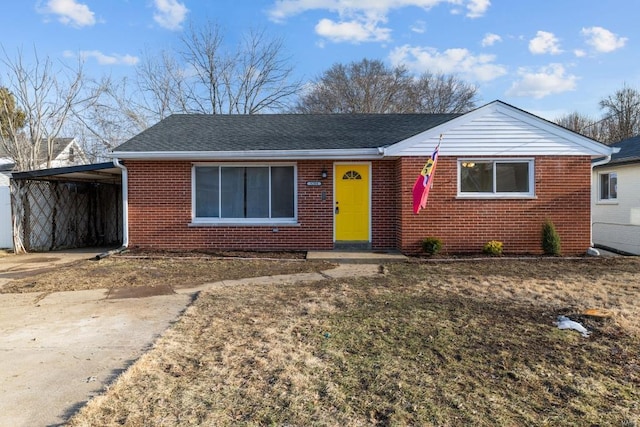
top-left (421, 237), bottom-right (443, 256)
top-left (483, 240), bottom-right (503, 256)
top-left (542, 219), bottom-right (561, 255)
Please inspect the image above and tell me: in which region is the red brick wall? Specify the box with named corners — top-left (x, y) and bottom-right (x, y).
top-left (125, 156), bottom-right (592, 255)
top-left (371, 161), bottom-right (397, 250)
top-left (398, 156), bottom-right (592, 255)
top-left (126, 160), bottom-right (336, 251)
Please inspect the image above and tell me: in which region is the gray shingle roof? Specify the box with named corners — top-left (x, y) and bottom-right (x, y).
top-left (0, 137), bottom-right (74, 160)
top-left (0, 137), bottom-right (77, 171)
top-left (113, 113), bottom-right (460, 153)
top-left (608, 135), bottom-right (640, 165)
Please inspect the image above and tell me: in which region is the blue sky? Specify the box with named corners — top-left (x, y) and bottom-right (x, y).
top-left (0, 0), bottom-right (637, 120)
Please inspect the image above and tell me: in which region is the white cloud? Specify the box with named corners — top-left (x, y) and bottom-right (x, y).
top-left (573, 49), bottom-right (586, 58)
top-left (410, 20), bottom-right (426, 34)
top-left (466, 0), bottom-right (490, 18)
top-left (481, 33), bottom-right (501, 47)
top-left (389, 45), bottom-right (507, 82)
top-left (64, 50), bottom-right (139, 66)
top-left (315, 18), bottom-right (391, 43)
top-left (268, 1), bottom-right (491, 43)
top-left (40, 0), bottom-right (95, 27)
top-left (153, 0), bottom-right (188, 31)
top-left (269, 0), bottom-right (492, 20)
top-left (581, 26), bottom-right (627, 53)
top-left (507, 64), bottom-right (577, 99)
top-left (529, 31), bottom-right (562, 55)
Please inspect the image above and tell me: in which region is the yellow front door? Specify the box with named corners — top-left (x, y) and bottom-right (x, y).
top-left (335, 164), bottom-right (370, 241)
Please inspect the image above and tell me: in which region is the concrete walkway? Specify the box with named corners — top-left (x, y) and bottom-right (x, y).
top-left (306, 250), bottom-right (408, 263)
top-left (0, 256), bottom-right (382, 427)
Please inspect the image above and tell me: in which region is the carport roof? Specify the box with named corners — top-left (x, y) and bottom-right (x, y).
top-left (11, 162), bottom-right (122, 184)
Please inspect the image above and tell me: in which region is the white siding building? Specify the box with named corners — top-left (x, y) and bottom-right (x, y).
top-left (592, 135), bottom-right (640, 255)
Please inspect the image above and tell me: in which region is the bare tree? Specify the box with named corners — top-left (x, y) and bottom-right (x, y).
top-left (410, 72), bottom-right (479, 114)
top-left (178, 21), bottom-right (230, 113)
top-left (68, 76), bottom-right (150, 162)
top-left (554, 111), bottom-right (607, 142)
top-left (0, 47), bottom-right (99, 170)
top-left (293, 59), bottom-right (478, 114)
top-left (599, 84), bottom-right (640, 143)
top-left (232, 28), bottom-right (302, 114)
top-left (135, 21), bottom-right (302, 116)
top-left (294, 59), bottom-right (413, 113)
top-left (135, 50), bottom-right (193, 120)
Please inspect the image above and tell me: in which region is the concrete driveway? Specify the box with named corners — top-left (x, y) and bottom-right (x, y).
top-left (0, 249), bottom-right (194, 426)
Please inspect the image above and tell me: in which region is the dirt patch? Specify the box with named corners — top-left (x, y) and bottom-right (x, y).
top-left (10, 256), bottom-right (60, 264)
top-left (107, 284), bottom-right (175, 299)
top-left (120, 248), bottom-right (308, 260)
top-left (0, 252), bottom-right (334, 294)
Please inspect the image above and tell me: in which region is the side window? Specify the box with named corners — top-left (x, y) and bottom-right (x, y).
top-left (599, 172), bottom-right (617, 201)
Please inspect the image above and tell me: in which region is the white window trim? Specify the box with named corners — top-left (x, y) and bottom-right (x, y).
top-left (457, 158), bottom-right (536, 199)
top-left (191, 162), bottom-right (298, 225)
top-left (597, 171), bottom-right (618, 204)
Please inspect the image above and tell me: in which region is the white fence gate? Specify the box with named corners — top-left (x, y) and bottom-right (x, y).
top-left (0, 186), bottom-right (13, 249)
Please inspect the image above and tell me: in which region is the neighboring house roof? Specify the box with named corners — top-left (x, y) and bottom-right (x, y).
top-left (38, 137), bottom-right (76, 163)
top-left (112, 100), bottom-right (617, 160)
top-left (597, 135), bottom-right (640, 167)
top-left (0, 137), bottom-right (71, 161)
top-left (0, 158), bottom-right (14, 172)
top-left (0, 137), bottom-right (86, 170)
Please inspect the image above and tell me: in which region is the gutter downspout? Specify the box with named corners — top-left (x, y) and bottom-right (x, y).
top-left (96, 158), bottom-right (128, 259)
top-left (589, 154), bottom-right (613, 254)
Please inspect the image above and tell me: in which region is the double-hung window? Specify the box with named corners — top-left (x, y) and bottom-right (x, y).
top-left (599, 172), bottom-right (617, 201)
top-left (193, 164), bottom-right (296, 223)
top-left (458, 159), bottom-right (535, 197)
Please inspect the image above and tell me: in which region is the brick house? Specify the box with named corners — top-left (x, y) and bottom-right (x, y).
top-left (111, 100), bottom-right (616, 255)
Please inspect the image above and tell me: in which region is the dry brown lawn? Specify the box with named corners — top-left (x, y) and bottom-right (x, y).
top-left (30, 256), bottom-right (640, 426)
top-left (0, 251), bottom-right (333, 294)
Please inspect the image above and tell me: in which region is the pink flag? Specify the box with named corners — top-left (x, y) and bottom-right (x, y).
top-left (412, 144), bottom-right (439, 214)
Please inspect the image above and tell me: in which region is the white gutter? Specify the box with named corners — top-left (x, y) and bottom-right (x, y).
top-left (589, 151), bottom-right (617, 252)
top-left (591, 153), bottom-right (615, 168)
top-left (108, 157), bottom-right (129, 255)
top-left (110, 148), bottom-right (384, 161)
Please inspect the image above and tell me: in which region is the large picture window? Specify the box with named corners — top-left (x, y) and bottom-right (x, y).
top-left (193, 164), bottom-right (296, 222)
top-left (599, 172), bottom-right (617, 201)
top-left (459, 159), bottom-right (534, 197)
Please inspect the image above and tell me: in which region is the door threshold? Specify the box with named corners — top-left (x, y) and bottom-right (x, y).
top-left (333, 241), bottom-right (371, 251)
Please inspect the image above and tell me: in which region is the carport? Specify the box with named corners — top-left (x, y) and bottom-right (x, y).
top-left (10, 162), bottom-right (122, 252)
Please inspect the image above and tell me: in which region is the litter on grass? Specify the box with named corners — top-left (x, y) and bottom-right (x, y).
top-left (555, 315), bottom-right (591, 338)
top-left (582, 308), bottom-right (614, 318)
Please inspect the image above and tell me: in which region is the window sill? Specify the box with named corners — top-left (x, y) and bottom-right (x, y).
top-left (456, 194), bottom-right (537, 200)
top-left (189, 221), bottom-right (300, 227)
top-left (596, 200), bottom-right (618, 205)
